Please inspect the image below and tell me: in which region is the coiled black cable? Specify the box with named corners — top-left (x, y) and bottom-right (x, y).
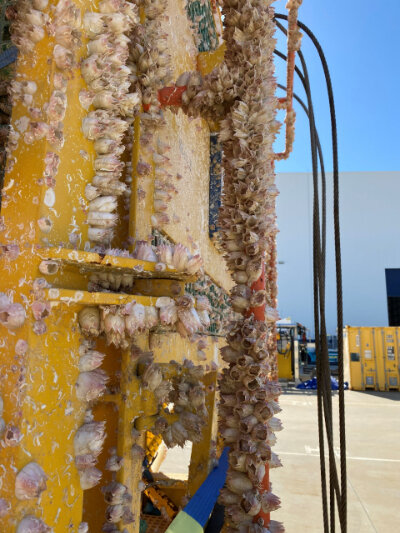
top-left (274, 15), bottom-right (347, 533)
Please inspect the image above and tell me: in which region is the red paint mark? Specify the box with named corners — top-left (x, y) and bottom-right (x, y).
top-left (158, 86), bottom-right (186, 107)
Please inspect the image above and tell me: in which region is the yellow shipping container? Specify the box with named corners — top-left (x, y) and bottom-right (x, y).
top-left (344, 326), bottom-right (400, 391)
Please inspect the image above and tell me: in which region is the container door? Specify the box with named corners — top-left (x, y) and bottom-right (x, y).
top-left (345, 327), bottom-right (363, 390)
top-left (373, 328), bottom-right (387, 391)
top-left (360, 328), bottom-right (378, 390)
top-left (386, 329), bottom-right (400, 390)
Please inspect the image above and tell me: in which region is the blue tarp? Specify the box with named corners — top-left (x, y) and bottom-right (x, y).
top-left (296, 376), bottom-right (349, 390)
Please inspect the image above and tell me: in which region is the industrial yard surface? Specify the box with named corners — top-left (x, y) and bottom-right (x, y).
top-left (269, 389), bottom-right (399, 532)
top-left (162, 389), bottom-right (400, 532)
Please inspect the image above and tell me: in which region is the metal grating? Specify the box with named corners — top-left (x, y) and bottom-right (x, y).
top-left (141, 514), bottom-right (172, 533)
top-left (208, 133), bottom-right (222, 239)
top-left (0, 0), bottom-right (13, 53)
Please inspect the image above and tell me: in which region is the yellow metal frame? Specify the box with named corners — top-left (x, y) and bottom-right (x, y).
top-left (0, 2), bottom-right (229, 532)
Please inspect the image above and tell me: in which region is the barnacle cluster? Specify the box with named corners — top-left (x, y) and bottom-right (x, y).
top-left (138, 351), bottom-right (208, 449)
top-left (74, 339), bottom-right (108, 491)
top-left (7, 0), bottom-right (81, 214)
top-left (129, 0), bottom-right (172, 129)
top-left (216, 0), bottom-right (283, 530)
top-left (88, 240), bottom-right (203, 292)
top-left (81, 0), bottom-right (140, 244)
top-left (78, 293), bottom-right (209, 347)
top-left (101, 480), bottom-right (134, 528)
top-left (171, 0), bottom-right (284, 530)
top-left (128, 0), bottom-right (176, 229)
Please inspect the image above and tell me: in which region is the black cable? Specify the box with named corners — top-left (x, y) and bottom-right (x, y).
top-left (276, 81), bottom-right (332, 530)
top-left (275, 14), bottom-right (347, 533)
top-left (274, 32), bottom-right (332, 528)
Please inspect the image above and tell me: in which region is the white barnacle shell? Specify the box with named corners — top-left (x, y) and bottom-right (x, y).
top-left (124, 301), bottom-right (145, 336)
top-left (22, 81), bottom-right (37, 95)
top-left (79, 467), bottom-right (102, 490)
top-left (88, 227), bottom-right (114, 243)
top-left (85, 184), bottom-right (100, 201)
top-left (156, 244), bottom-right (173, 268)
top-left (268, 417), bottom-right (283, 432)
top-left (118, 92), bottom-right (140, 117)
top-left (78, 307), bottom-right (100, 336)
top-left (0, 498), bottom-right (11, 517)
top-left (93, 138), bottom-right (119, 155)
top-left (144, 306), bottom-right (159, 329)
top-left (78, 523), bottom-right (89, 533)
top-left (101, 306), bottom-right (126, 346)
top-left (0, 303), bottom-right (26, 328)
top-left (141, 363), bottom-right (162, 391)
top-left (87, 34), bottom-right (113, 55)
top-left (78, 350), bottom-right (106, 372)
top-left (172, 244), bottom-right (190, 271)
top-left (39, 260), bottom-right (59, 275)
top-left (155, 297), bottom-right (177, 326)
top-left (103, 13), bottom-right (130, 34)
top-left (53, 44), bottom-right (74, 70)
top-left (83, 13), bottom-right (105, 38)
top-left (33, 0), bottom-right (49, 10)
top-left (133, 241), bottom-right (157, 262)
top-left (15, 462), bottom-right (47, 500)
top-left (91, 175), bottom-right (127, 196)
top-left (261, 491), bottom-right (281, 513)
top-left (185, 254), bottom-right (203, 275)
top-left (105, 454), bottom-right (123, 472)
top-left (37, 216), bottom-right (53, 234)
top-left (88, 196), bottom-right (118, 213)
top-left (75, 369), bottom-right (109, 401)
top-left (74, 421), bottom-right (106, 456)
top-left (26, 25), bottom-right (46, 43)
top-left (94, 155), bottom-right (123, 173)
top-left (225, 471), bottom-right (253, 495)
top-left (16, 515), bottom-right (52, 533)
top-left (98, 0), bottom-right (122, 14)
top-left (102, 480), bottom-right (129, 505)
top-left (87, 212), bottom-right (118, 228)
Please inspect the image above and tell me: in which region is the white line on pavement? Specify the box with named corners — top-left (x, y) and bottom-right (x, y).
top-left (277, 450), bottom-right (400, 463)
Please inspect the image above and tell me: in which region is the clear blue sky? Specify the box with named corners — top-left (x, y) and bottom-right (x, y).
top-left (273, 0), bottom-right (400, 173)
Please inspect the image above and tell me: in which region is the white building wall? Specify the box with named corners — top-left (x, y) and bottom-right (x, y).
top-left (276, 171), bottom-right (400, 337)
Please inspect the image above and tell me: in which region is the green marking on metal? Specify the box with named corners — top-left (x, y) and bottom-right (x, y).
top-left (186, 0), bottom-right (219, 52)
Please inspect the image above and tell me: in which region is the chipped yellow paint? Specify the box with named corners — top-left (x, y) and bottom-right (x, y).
top-left (197, 43), bottom-right (227, 76)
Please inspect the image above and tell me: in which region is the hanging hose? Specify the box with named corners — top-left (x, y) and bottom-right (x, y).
top-left (274, 15), bottom-right (347, 533)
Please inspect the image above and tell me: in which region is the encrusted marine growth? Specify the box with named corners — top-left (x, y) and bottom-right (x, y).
top-left (81, 0), bottom-right (141, 244)
top-left (77, 293), bottom-right (209, 347)
top-left (174, 0), bottom-right (284, 530)
top-left (137, 349), bottom-right (209, 449)
top-left (73, 339), bottom-right (107, 491)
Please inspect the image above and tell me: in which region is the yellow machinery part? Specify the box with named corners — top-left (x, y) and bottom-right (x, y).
top-left (276, 331), bottom-right (294, 380)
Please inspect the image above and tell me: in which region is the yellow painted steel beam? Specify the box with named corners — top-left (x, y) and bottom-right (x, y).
top-left (0, 1), bottom-right (228, 532)
top-left (45, 287), bottom-right (158, 307)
